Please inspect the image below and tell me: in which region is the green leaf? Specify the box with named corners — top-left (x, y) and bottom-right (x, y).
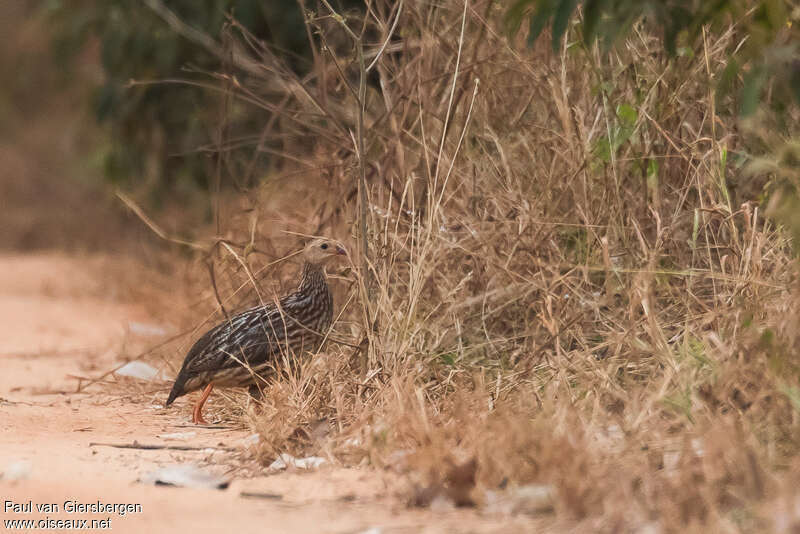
top-left (581, 0), bottom-right (602, 43)
top-left (591, 8), bottom-right (636, 52)
top-left (616, 103), bottom-right (638, 127)
top-left (741, 63), bottom-right (768, 116)
top-left (647, 158), bottom-right (659, 179)
top-left (791, 59), bottom-right (800, 106)
top-left (781, 384), bottom-right (800, 414)
top-left (528, 0), bottom-right (557, 46)
top-left (646, 158), bottom-right (659, 197)
top-left (593, 137), bottom-right (612, 163)
top-left (439, 353), bottom-right (456, 365)
top-left (664, 7), bottom-right (691, 56)
top-left (505, 0), bottom-right (534, 37)
top-left (761, 0), bottom-right (787, 33)
top-left (715, 58), bottom-right (741, 102)
top-left (551, 0), bottom-right (579, 50)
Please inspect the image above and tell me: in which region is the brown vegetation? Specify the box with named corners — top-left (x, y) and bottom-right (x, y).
top-left (125, 1), bottom-right (800, 531)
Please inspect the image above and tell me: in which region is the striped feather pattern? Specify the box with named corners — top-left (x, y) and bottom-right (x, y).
top-left (166, 261), bottom-right (334, 405)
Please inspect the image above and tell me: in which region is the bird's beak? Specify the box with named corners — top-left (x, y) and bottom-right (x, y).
top-left (336, 244), bottom-right (347, 256)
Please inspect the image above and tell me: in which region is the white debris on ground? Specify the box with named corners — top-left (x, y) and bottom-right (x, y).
top-left (1, 460), bottom-right (32, 481)
top-left (139, 465), bottom-right (230, 490)
top-left (268, 453), bottom-right (327, 471)
top-left (115, 361), bottom-right (166, 381)
top-left (127, 321), bottom-right (170, 337)
top-left (484, 484), bottom-right (555, 516)
top-left (241, 434), bottom-right (260, 448)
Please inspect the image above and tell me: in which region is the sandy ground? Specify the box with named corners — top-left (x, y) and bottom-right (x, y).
top-left (0, 253), bottom-right (534, 533)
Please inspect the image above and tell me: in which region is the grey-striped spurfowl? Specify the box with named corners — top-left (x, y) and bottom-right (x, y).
top-left (166, 237), bottom-right (346, 424)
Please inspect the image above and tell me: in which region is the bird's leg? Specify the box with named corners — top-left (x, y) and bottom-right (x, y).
top-left (192, 383), bottom-right (214, 425)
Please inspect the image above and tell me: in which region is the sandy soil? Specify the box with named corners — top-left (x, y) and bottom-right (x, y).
top-left (0, 253), bottom-right (534, 533)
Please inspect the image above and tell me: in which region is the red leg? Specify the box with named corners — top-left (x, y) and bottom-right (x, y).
top-left (192, 383), bottom-right (214, 425)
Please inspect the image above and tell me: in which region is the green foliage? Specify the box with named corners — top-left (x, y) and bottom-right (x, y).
top-left (438, 352), bottom-right (457, 365)
top-left (44, 0), bottom-right (307, 193)
top-left (559, 227), bottom-right (591, 262)
top-left (780, 383), bottom-right (800, 413)
top-left (507, 0), bottom-right (800, 258)
top-left (592, 102), bottom-right (637, 163)
top-left (505, 0), bottom-right (799, 112)
top-left (662, 387), bottom-right (695, 423)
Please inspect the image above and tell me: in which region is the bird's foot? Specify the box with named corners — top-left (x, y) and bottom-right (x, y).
top-left (192, 383), bottom-right (214, 425)
top-left (192, 405), bottom-right (209, 425)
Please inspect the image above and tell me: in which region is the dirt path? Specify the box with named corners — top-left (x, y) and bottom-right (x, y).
top-left (0, 253), bottom-right (530, 533)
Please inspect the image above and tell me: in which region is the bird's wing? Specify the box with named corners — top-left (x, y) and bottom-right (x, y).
top-left (182, 295), bottom-right (314, 376)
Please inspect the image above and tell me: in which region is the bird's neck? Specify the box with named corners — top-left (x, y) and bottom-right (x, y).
top-left (299, 262), bottom-right (327, 293)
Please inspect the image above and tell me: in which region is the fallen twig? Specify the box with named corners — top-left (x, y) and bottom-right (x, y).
top-left (240, 491), bottom-right (283, 500)
top-left (89, 440), bottom-right (237, 452)
top-left (0, 347), bottom-right (96, 359)
top-left (172, 423), bottom-right (237, 430)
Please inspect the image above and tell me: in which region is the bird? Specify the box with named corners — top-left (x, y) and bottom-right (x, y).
top-left (166, 237), bottom-right (347, 424)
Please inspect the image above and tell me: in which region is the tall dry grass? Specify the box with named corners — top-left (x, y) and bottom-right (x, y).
top-left (153, 1), bottom-right (800, 530)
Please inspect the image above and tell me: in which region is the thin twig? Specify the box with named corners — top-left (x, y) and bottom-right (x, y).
top-left (207, 258), bottom-right (230, 321)
top-left (366, 0), bottom-right (404, 72)
top-left (240, 492), bottom-right (283, 500)
top-left (117, 191), bottom-right (202, 250)
top-left (89, 441), bottom-right (237, 452)
top-left (318, 0), bottom-right (375, 368)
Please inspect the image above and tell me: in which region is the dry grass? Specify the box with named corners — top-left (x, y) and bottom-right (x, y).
top-left (150, 1), bottom-right (800, 531)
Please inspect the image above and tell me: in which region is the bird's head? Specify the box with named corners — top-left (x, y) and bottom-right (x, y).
top-left (303, 237), bottom-right (347, 265)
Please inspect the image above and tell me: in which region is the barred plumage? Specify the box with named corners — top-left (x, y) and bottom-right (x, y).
top-left (165, 237), bottom-right (346, 424)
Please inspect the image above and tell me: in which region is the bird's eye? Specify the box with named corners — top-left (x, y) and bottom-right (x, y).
top-left (321, 243), bottom-right (328, 250)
